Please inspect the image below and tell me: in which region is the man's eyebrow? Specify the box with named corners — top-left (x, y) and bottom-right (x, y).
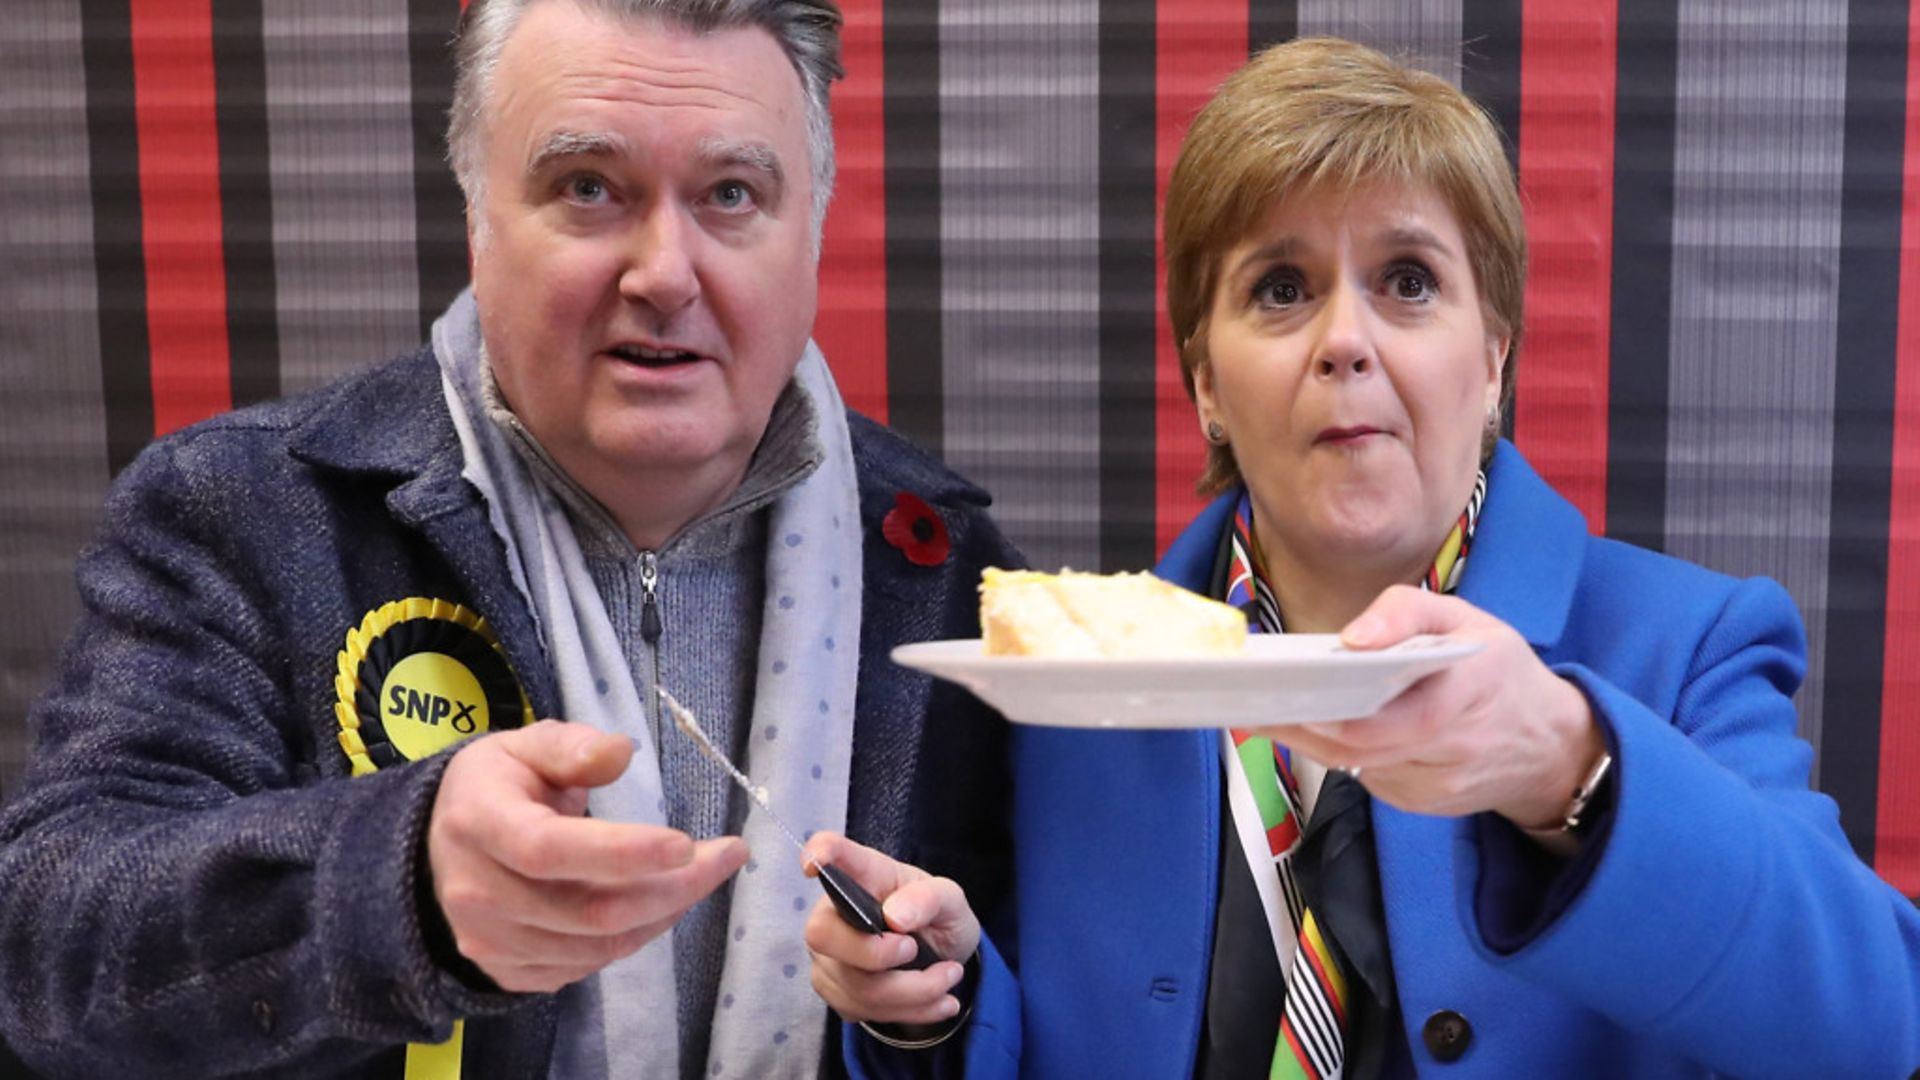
top-left (524, 129), bottom-right (630, 177)
top-left (696, 137), bottom-right (785, 187)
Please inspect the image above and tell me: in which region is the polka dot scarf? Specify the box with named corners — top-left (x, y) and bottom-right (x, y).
top-left (435, 291), bottom-right (860, 1079)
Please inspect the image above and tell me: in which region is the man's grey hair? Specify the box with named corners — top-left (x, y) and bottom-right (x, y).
top-left (448, 0), bottom-right (844, 246)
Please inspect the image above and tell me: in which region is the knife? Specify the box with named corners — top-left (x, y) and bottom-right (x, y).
top-left (656, 687), bottom-right (939, 971)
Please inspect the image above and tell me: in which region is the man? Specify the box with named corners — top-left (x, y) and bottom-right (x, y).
top-left (0, 2), bottom-right (1012, 1077)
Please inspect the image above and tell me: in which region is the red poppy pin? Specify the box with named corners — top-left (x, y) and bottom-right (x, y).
top-left (882, 492), bottom-right (950, 567)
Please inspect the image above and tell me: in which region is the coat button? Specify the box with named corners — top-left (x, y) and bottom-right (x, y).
top-left (1422, 1009), bottom-right (1472, 1062)
top-left (251, 998), bottom-right (276, 1035)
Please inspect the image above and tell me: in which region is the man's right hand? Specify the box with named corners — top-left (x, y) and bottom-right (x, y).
top-left (425, 719), bottom-right (747, 993)
top-left (802, 833), bottom-right (979, 1027)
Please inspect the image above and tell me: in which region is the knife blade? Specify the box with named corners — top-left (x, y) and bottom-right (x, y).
top-left (656, 686), bottom-right (938, 969)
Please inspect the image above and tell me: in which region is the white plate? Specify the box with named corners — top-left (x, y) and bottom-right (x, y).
top-left (891, 634), bottom-right (1483, 730)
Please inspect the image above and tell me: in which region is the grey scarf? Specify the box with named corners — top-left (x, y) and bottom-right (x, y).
top-left (433, 292), bottom-right (862, 1078)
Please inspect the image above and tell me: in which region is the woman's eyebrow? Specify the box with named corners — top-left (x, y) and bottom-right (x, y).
top-left (1372, 223), bottom-right (1456, 259)
top-left (1229, 237), bottom-right (1306, 278)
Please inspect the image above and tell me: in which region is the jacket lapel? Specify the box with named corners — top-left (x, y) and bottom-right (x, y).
top-left (287, 348), bottom-right (559, 720)
top-left (1453, 441), bottom-right (1589, 649)
top-left (1373, 442), bottom-right (1594, 1029)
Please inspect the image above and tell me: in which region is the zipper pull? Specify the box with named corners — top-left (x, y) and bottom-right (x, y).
top-left (640, 551), bottom-right (662, 644)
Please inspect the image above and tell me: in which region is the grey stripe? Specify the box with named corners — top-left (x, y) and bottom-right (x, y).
top-left (938, 0), bottom-right (1102, 572)
top-left (1664, 0), bottom-right (1846, 765)
top-left (263, 2), bottom-right (427, 394)
top-left (1299, 0), bottom-right (1465, 87)
top-left (0, 1), bottom-right (110, 790)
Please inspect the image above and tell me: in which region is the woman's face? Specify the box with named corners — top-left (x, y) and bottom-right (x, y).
top-left (1193, 182), bottom-right (1507, 580)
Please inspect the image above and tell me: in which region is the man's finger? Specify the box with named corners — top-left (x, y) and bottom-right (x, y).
top-left (813, 961), bottom-right (967, 1025)
top-left (805, 896), bottom-right (922, 973)
top-left (803, 832), bottom-right (919, 900)
top-left (479, 813), bottom-right (702, 884)
top-left (498, 719), bottom-right (635, 791)
top-left (878, 876), bottom-right (965, 936)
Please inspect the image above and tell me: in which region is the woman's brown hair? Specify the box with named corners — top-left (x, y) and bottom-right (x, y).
top-left (1166, 37), bottom-right (1527, 494)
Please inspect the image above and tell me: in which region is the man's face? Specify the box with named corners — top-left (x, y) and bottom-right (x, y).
top-left (471, 1), bottom-right (818, 509)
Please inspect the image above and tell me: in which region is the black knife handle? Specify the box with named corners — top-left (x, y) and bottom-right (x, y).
top-left (816, 863), bottom-right (940, 971)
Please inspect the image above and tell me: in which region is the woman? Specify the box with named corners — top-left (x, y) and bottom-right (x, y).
top-left (806, 38), bottom-right (1920, 1078)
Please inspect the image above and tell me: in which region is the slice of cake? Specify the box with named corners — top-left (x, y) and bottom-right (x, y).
top-left (980, 568), bottom-right (1247, 658)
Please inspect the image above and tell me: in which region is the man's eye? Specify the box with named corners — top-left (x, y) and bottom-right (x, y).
top-left (564, 175), bottom-right (608, 204)
top-left (712, 180), bottom-right (754, 211)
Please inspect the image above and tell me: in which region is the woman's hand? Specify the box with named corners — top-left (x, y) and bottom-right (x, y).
top-left (1255, 584), bottom-right (1605, 829)
top-left (801, 832), bottom-right (980, 1026)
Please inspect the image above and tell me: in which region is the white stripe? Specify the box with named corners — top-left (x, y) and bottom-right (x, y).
top-left (1285, 969), bottom-right (1341, 1078)
top-left (1220, 730), bottom-right (1296, 974)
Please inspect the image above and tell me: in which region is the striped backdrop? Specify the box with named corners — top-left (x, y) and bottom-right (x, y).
top-left (6, 0), bottom-right (1920, 892)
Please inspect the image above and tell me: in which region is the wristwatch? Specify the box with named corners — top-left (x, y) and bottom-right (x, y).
top-left (1561, 751), bottom-right (1615, 834)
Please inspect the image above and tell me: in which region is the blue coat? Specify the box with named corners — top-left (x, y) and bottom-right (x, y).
top-left (0, 349), bottom-right (1019, 1079)
top-left (911, 441), bottom-right (1920, 1079)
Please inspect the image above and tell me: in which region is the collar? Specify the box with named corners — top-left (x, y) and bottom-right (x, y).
top-left (478, 358), bottom-right (823, 559)
top-left (1156, 441), bottom-right (1588, 650)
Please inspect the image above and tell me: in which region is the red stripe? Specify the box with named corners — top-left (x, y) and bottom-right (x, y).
top-left (1279, 1018), bottom-right (1320, 1079)
top-left (130, 0), bottom-right (232, 435)
top-left (1153, 3), bottom-right (1245, 556)
top-left (815, 0), bottom-right (888, 421)
top-left (1266, 818), bottom-right (1298, 855)
top-left (1876, 0), bottom-right (1920, 892)
top-left (1299, 929), bottom-right (1347, 1026)
top-left (1512, 0), bottom-right (1618, 532)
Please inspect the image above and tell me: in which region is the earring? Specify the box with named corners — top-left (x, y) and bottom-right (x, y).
top-left (1205, 419), bottom-right (1227, 444)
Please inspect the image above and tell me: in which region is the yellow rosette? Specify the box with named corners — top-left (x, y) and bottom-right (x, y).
top-left (332, 597), bottom-right (534, 1080)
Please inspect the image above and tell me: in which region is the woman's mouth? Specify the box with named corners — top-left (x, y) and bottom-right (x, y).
top-left (1315, 425), bottom-right (1383, 445)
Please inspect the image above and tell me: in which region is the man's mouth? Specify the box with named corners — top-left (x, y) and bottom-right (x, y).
top-left (606, 343), bottom-right (704, 368)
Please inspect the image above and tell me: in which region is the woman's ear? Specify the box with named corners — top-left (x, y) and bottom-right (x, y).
top-left (1191, 345), bottom-right (1220, 438)
top-left (1484, 334), bottom-right (1510, 413)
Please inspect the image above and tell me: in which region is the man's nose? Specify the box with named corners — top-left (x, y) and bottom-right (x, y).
top-left (618, 203), bottom-right (699, 315)
top-left (1310, 283), bottom-right (1375, 379)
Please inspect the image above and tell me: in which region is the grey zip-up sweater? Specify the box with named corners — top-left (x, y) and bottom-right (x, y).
top-left (489, 374), bottom-right (824, 1077)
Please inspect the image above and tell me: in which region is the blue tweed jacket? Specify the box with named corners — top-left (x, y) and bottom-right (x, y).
top-left (0, 348), bottom-right (1018, 1078)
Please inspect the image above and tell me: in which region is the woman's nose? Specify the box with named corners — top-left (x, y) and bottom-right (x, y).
top-left (618, 204), bottom-right (699, 315)
top-left (1311, 284), bottom-right (1374, 378)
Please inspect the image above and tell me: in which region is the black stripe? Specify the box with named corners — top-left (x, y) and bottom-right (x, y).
top-left (1460, 0), bottom-right (1524, 173)
top-left (80, 0), bottom-right (153, 475)
top-left (1822, 0), bottom-right (1908, 863)
top-left (1285, 983), bottom-right (1340, 1076)
top-left (407, 0), bottom-right (469, 338)
top-left (212, 0), bottom-right (280, 410)
top-left (883, 0), bottom-right (943, 459)
top-left (1249, 0), bottom-right (1298, 56)
top-left (1604, 0), bottom-right (1679, 553)
top-left (1097, 0), bottom-right (1157, 570)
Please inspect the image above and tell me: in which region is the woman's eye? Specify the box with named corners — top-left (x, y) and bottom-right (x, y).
top-left (712, 180), bottom-right (753, 211)
top-left (1253, 271), bottom-right (1304, 308)
top-left (1388, 265), bottom-right (1437, 301)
